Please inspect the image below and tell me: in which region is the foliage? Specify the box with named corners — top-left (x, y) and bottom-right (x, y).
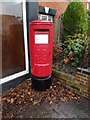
top-left (53, 37), bottom-right (88, 71)
top-left (63, 38), bottom-right (88, 67)
top-left (53, 1), bottom-right (89, 73)
top-left (53, 41), bottom-right (63, 63)
top-left (87, 11), bottom-right (90, 67)
top-left (87, 11), bottom-right (90, 41)
top-left (62, 1), bottom-right (88, 39)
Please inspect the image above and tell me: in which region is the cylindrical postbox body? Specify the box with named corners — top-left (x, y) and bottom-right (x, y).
top-left (29, 20), bottom-right (53, 90)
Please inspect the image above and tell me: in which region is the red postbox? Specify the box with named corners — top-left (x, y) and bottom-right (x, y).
top-left (29, 20), bottom-right (53, 90)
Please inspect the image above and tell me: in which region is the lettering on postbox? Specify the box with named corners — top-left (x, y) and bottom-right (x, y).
top-left (34, 32), bottom-right (50, 65)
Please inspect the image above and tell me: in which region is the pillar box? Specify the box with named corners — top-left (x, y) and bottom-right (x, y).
top-left (29, 20), bottom-right (53, 90)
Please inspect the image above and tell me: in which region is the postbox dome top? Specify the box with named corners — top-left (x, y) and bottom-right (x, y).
top-left (30, 20), bottom-right (53, 25)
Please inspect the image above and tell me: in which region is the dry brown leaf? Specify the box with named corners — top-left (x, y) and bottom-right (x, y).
top-left (11, 113), bottom-right (14, 118)
top-left (33, 100), bottom-right (40, 105)
top-left (73, 97), bottom-right (78, 100)
top-left (60, 97), bottom-right (65, 102)
top-left (19, 101), bottom-right (22, 104)
top-left (27, 91), bottom-right (31, 96)
top-left (7, 99), bottom-right (10, 103)
top-left (78, 96), bottom-right (80, 99)
top-left (19, 107), bottom-right (22, 111)
top-left (0, 96), bottom-right (1, 102)
top-left (10, 98), bottom-right (14, 104)
top-left (30, 98), bottom-right (33, 102)
top-left (64, 97), bottom-right (67, 101)
top-left (2, 77), bottom-right (80, 118)
top-left (50, 101), bottom-right (52, 104)
top-left (72, 93), bottom-right (75, 97)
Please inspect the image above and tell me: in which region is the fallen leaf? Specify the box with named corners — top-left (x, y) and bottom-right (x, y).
top-left (21, 95), bottom-right (24, 98)
top-left (0, 96), bottom-right (1, 102)
top-left (7, 99), bottom-right (10, 103)
top-left (11, 98), bottom-right (14, 104)
top-left (27, 91), bottom-right (31, 96)
top-left (50, 101), bottom-right (52, 104)
top-left (60, 97), bottom-right (65, 102)
top-left (64, 97), bottom-right (67, 101)
top-left (11, 113), bottom-right (14, 118)
top-left (78, 96), bottom-right (80, 100)
top-left (19, 101), bottom-right (22, 104)
top-left (2, 77), bottom-right (80, 118)
top-left (73, 97), bottom-right (78, 100)
top-left (72, 93), bottom-right (75, 97)
top-left (33, 100), bottom-right (40, 105)
top-left (19, 107), bottom-right (22, 111)
top-left (68, 91), bottom-right (72, 95)
top-left (30, 98), bottom-right (33, 101)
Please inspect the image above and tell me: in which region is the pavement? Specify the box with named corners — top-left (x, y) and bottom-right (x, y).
top-left (17, 97), bottom-right (90, 119)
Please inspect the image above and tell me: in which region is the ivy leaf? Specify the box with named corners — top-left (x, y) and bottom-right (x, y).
top-left (72, 62), bottom-right (77, 67)
top-left (75, 58), bottom-right (79, 64)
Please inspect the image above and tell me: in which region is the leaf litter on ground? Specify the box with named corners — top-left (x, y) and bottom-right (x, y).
top-left (2, 77), bottom-right (80, 118)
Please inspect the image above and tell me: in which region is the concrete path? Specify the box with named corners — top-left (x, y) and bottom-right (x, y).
top-left (17, 97), bottom-right (90, 118)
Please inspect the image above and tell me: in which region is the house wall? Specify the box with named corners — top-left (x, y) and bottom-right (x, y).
top-left (38, 1), bottom-right (88, 40)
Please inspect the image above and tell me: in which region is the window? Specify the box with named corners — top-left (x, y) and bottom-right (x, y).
top-left (42, 15), bottom-right (47, 20)
top-left (0, 1), bottom-right (29, 84)
top-left (87, 0), bottom-right (90, 11)
top-left (48, 16), bottom-right (53, 22)
top-left (38, 14), bottom-right (53, 22)
top-left (88, 2), bottom-right (90, 11)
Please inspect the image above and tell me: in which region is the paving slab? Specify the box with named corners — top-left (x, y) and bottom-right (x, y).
top-left (17, 98), bottom-right (90, 118)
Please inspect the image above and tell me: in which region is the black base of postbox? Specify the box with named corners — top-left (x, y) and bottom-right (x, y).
top-left (31, 74), bottom-right (52, 91)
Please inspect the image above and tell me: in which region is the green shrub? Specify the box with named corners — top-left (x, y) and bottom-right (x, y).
top-left (88, 11), bottom-right (90, 42)
top-left (62, 1), bottom-right (88, 39)
top-left (63, 38), bottom-right (88, 67)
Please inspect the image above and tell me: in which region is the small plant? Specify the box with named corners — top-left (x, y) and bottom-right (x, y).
top-left (53, 38), bottom-right (88, 70)
top-left (63, 38), bottom-right (88, 67)
top-left (53, 41), bottom-right (64, 70)
top-left (53, 41), bottom-right (63, 63)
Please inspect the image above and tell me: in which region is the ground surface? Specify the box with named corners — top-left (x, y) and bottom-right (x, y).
top-left (17, 98), bottom-right (90, 118)
top-left (2, 77), bottom-right (90, 118)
